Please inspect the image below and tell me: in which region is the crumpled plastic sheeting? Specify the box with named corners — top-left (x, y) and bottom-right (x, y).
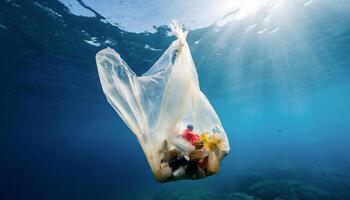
top-left (96, 21), bottom-right (230, 182)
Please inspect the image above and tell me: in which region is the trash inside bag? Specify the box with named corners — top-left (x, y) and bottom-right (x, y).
top-left (96, 21), bottom-right (230, 182)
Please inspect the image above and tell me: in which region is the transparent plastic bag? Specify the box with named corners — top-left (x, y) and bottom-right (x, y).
top-left (96, 21), bottom-right (230, 182)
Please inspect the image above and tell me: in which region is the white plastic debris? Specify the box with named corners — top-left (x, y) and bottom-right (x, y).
top-left (96, 21), bottom-right (230, 182)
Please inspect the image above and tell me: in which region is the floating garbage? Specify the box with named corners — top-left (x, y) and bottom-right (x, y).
top-left (96, 21), bottom-right (230, 182)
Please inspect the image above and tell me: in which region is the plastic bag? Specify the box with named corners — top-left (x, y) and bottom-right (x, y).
top-left (96, 21), bottom-right (230, 182)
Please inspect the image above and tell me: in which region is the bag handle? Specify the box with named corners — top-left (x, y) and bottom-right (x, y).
top-left (171, 20), bottom-right (188, 47)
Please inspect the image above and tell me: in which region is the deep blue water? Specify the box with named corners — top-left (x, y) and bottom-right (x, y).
top-left (1, 0), bottom-right (350, 200)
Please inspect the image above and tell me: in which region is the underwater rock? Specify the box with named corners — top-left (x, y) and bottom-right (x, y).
top-left (230, 192), bottom-right (260, 200)
top-left (233, 167), bottom-right (348, 200)
top-left (205, 192), bottom-right (259, 200)
top-left (247, 179), bottom-right (335, 200)
top-left (152, 186), bottom-right (211, 200)
top-left (236, 172), bottom-right (270, 192)
top-left (152, 186), bottom-right (259, 200)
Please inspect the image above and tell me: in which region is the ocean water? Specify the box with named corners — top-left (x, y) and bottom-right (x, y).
top-left (1, 0), bottom-right (350, 199)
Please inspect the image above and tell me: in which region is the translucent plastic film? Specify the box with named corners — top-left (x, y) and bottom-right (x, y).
top-left (96, 21), bottom-right (230, 182)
